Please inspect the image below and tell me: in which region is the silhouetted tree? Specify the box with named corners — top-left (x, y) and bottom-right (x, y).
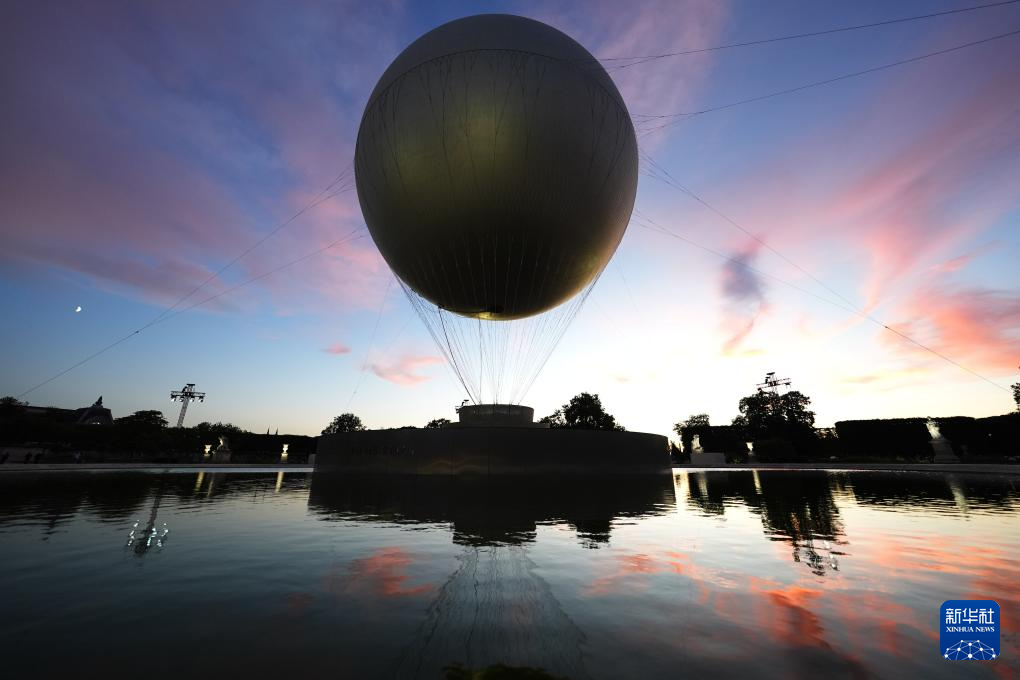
top-left (0, 396), bottom-right (26, 416)
top-left (559, 393), bottom-right (625, 431)
top-left (683, 413), bottom-right (710, 427)
top-left (0, 397), bottom-right (29, 447)
top-left (537, 409), bottom-right (566, 427)
top-left (672, 414), bottom-right (711, 453)
top-left (732, 390), bottom-right (815, 440)
top-left (673, 413), bottom-right (709, 438)
top-left (1013, 382), bottom-right (1020, 411)
top-left (194, 421), bottom-right (247, 436)
top-left (115, 410), bottom-right (168, 429)
top-left (322, 413), bottom-right (366, 434)
top-left (426, 418), bottom-right (451, 429)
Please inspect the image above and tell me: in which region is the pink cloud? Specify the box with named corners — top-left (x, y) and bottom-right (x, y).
top-left (324, 343), bottom-right (352, 355)
top-left (329, 547), bottom-right (433, 598)
top-left (0, 108), bottom-right (254, 308)
top-left (252, 197), bottom-right (389, 314)
top-left (884, 279), bottom-right (1020, 375)
top-left (842, 374), bottom-right (881, 385)
top-left (12, 241), bottom-right (233, 311)
top-left (678, 26), bottom-right (1020, 314)
top-left (929, 254), bottom-right (973, 274)
top-left (0, 2), bottom-right (398, 319)
top-left (652, 33), bottom-right (1020, 378)
top-left (821, 67), bottom-right (1020, 309)
top-left (585, 550), bottom-right (689, 597)
top-left (370, 354), bottom-right (443, 386)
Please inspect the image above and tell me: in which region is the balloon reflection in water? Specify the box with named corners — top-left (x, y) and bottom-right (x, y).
top-left (309, 474), bottom-right (674, 677)
top-left (308, 474), bottom-right (676, 546)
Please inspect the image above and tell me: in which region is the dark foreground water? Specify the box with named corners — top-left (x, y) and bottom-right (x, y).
top-left (0, 470), bottom-right (1017, 679)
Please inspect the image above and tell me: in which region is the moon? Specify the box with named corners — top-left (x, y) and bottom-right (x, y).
top-left (75, 305), bottom-right (82, 313)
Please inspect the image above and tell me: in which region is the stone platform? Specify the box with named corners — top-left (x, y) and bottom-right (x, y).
top-left (315, 427), bottom-right (670, 475)
top-left (452, 403), bottom-right (544, 428)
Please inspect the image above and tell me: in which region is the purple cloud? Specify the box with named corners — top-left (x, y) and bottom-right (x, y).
top-left (0, 1), bottom-right (399, 316)
top-left (718, 243), bottom-right (767, 354)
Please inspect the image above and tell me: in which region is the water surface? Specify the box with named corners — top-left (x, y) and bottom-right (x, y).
top-left (0, 469), bottom-right (1016, 679)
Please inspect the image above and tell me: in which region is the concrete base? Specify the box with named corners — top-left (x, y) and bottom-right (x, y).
top-left (211, 451), bottom-right (232, 463)
top-left (452, 404), bottom-right (546, 428)
top-left (316, 427), bottom-right (670, 475)
top-left (690, 451), bottom-right (727, 466)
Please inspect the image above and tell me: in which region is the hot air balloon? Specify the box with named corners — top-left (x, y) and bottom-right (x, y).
top-left (356, 14), bottom-right (637, 404)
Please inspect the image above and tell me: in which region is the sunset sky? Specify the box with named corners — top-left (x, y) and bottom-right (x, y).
top-left (2, 0), bottom-right (1018, 439)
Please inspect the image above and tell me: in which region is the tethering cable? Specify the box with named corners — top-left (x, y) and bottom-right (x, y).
top-left (633, 27), bottom-right (1020, 134)
top-left (149, 167), bottom-right (353, 326)
top-left (598, 0), bottom-right (1020, 67)
top-left (345, 276), bottom-right (394, 411)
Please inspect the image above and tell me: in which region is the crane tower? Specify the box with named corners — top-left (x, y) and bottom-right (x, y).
top-left (170, 383), bottom-right (205, 427)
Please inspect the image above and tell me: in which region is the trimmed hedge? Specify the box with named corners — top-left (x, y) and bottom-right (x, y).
top-left (698, 425), bottom-right (750, 462)
top-left (752, 437), bottom-right (803, 463)
top-left (0, 412), bottom-right (318, 463)
top-left (969, 413), bottom-right (1020, 459)
top-left (834, 418), bottom-right (930, 460)
top-left (834, 414), bottom-right (1019, 461)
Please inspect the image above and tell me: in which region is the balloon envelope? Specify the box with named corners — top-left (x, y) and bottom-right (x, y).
top-left (355, 14), bottom-right (638, 320)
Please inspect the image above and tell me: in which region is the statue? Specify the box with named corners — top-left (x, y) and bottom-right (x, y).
top-left (75, 395), bottom-right (113, 425)
top-left (689, 434), bottom-right (725, 466)
top-left (926, 418), bottom-right (958, 463)
top-left (211, 435), bottom-right (232, 462)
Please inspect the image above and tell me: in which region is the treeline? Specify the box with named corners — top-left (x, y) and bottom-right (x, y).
top-left (676, 414), bottom-right (1019, 463)
top-left (834, 414), bottom-right (1017, 461)
top-left (673, 378), bottom-right (1020, 463)
top-left (0, 401), bottom-right (314, 463)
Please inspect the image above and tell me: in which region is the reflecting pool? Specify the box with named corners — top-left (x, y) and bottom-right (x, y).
top-left (0, 470), bottom-right (1017, 679)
